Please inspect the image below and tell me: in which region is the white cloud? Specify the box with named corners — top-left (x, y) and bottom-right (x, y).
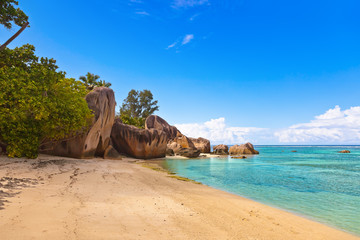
top-left (175, 117), bottom-right (268, 144)
top-left (182, 34), bottom-right (194, 45)
top-left (172, 0), bottom-right (209, 8)
top-left (275, 106), bottom-right (360, 144)
top-left (189, 13), bottom-right (200, 21)
top-left (166, 34), bottom-right (194, 50)
top-left (166, 41), bottom-right (178, 49)
top-left (135, 11), bottom-right (149, 15)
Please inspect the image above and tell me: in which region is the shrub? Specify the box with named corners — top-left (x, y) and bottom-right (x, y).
top-left (0, 44), bottom-right (93, 158)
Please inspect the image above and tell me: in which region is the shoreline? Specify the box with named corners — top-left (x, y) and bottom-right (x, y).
top-left (145, 157), bottom-right (359, 237)
top-left (0, 154), bottom-right (359, 239)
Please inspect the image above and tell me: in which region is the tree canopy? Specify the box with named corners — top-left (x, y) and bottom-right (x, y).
top-left (0, 44), bottom-right (93, 158)
top-left (119, 89), bottom-right (159, 128)
top-left (79, 72), bottom-right (111, 90)
top-left (0, 0), bottom-right (28, 29)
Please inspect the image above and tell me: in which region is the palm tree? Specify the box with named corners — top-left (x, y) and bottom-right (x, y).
top-left (79, 72), bottom-right (111, 90)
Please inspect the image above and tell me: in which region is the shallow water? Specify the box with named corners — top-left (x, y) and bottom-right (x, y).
top-left (163, 146), bottom-right (360, 235)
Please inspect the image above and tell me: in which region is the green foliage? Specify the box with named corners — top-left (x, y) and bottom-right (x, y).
top-left (0, 44), bottom-right (93, 158)
top-left (119, 89), bottom-right (159, 128)
top-left (0, 0), bottom-right (28, 29)
top-left (79, 72), bottom-right (111, 90)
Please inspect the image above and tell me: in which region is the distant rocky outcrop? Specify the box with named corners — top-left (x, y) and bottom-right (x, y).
top-left (41, 87), bottom-right (115, 158)
top-left (145, 115), bottom-right (179, 141)
top-left (229, 143), bottom-right (259, 155)
top-left (338, 150), bottom-right (350, 153)
top-left (213, 144), bottom-right (229, 155)
top-left (190, 137), bottom-right (210, 153)
top-left (111, 119), bottom-right (168, 159)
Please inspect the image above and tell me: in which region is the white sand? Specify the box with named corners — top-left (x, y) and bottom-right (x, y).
top-left (0, 155), bottom-right (358, 240)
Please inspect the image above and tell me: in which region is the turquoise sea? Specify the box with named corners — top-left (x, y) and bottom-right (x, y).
top-left (163, 146), bottom-right (360, 236)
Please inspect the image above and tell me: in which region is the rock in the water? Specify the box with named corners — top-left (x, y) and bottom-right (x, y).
top-left (41, 87), bottom-right (115, 158)
top-left (338, 150), bottom-right (350, 153)
top-left (231, 156), bottom-right (247, 159)
top-left (189, 137), bottom-right (210, 153)
top-left (111, 119), bottom-right (168, 159)
top-left (166, 148), bottom-right (175, 156)
top-left (229, 143), bottom-right (259, 155)
top-left (145, 115), bottom-right (180, 141)
top-left (213, 144), bottom-right (229, 155)
top-left (178, 148), bottom-right (200, 158)
top-left (103, 145), bottom-right (122, 160)
top-left (291, 150), bottom-right (297, 152)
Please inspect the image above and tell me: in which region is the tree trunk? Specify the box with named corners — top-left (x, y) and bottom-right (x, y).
top-left (0, 22), bottom-right (29, 51)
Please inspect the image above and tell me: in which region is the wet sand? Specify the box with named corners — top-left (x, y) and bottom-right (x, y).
top-left (0, 155), bottom-right (358, 240)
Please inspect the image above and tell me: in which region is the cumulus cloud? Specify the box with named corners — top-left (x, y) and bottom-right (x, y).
top-left (274, 106), bottom-right (360, 144)
top-left (175, 117), bottom-right (268, 144)
top-left (172, 0), bottom-right (209, 8)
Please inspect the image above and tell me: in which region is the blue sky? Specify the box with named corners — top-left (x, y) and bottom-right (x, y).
top-left (1, 0), bottom-right (360, 144)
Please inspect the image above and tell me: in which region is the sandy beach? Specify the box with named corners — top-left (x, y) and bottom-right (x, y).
top-left (0, 155), bottom-right (358, 240)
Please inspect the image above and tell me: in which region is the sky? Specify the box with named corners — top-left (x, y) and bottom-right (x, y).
top-left (1, 0), bottom-right (360, 144)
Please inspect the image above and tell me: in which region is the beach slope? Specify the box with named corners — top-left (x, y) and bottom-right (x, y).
top-left (0, 155), bottom-right (358, 240)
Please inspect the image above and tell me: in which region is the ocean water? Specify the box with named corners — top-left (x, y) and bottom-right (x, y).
top-left (163, 146), bottom-right (360, 235)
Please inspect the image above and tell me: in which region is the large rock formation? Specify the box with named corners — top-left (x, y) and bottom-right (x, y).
top-left (41, 87), bottom-right (116, 158)
top-left (229, 143), bottom-right (259, 155)
top-left (145, 115), bottom-right (201, 158)
top-left (145, 115), bottom-right (179, 141)
top-left (213, 144), bottom-right (229, 155)
top-left (167, 133), bottom-right (200, 158)
top-left (172, 133), bottom-right (195, 149)
top-left (111, 119), bottom-right (168, 159)
top-left (167, 142), bottom-right (182, 153)
top-left (190, 137), bottom-right (210, 153)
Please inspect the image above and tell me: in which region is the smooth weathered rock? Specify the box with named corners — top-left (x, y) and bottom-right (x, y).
top-left (111, 119), bottom-right (168, 159)
top-left (213, 144), bottom-right (229, 155)
top-left (166, 148), bottom-right (175, 156)
top-left (167, 142), bottom-right (181, 153)
top-left (338, 150), bottom-right (351, 153)
top-left (190, 137), bottom-right (210, 153)
top-left (229, 143), bottom-right (259, 155)
top-left (103, 145), bottom-right (122, 160)
top-left (145, 115), bottom-right (180, 141)
top-left (172, 133), bottom-right (195, 149)
top-left (178, 148), bottom-right (201, 158)
top-left (41, 87), bottom-right (115, 158)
